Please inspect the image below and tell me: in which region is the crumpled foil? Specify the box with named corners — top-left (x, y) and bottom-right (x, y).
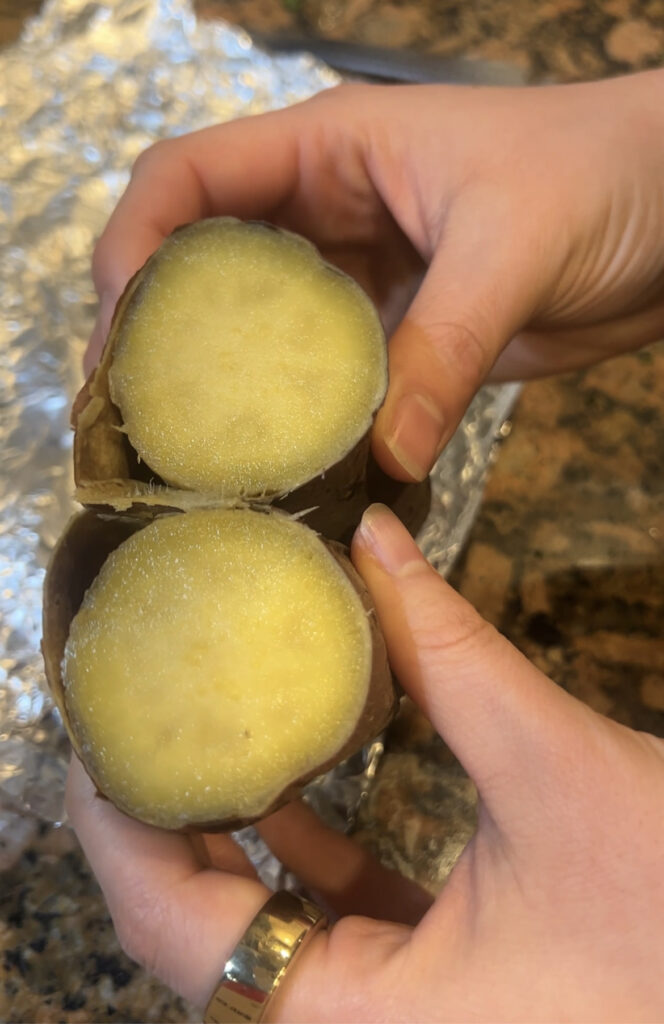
top-left (0, 0), bottom-right (519, 872)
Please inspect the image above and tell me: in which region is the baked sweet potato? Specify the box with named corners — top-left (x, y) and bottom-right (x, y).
top-left (43, 218), bottom-right (427, 831)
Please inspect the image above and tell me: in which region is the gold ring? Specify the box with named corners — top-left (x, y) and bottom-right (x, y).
top-left (204, 890), bottom-right (328, 1023)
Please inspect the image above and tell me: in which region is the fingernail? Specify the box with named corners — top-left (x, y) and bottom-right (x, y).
top-left (357, 503), bottom-right (423, 577)
top-left (384, 393), bottom-right (445, 481)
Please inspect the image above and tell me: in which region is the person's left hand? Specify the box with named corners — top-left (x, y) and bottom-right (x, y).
top-left (64, 738), bottom-right (433, 1011)
top-left (66, 505), bottom-right (664, 1022)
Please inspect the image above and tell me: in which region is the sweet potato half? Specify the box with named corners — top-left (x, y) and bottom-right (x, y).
top-left (43, 508), bottom-right (396, 831)
top-left (73, 217), bottom-right (430, 539)
top-left (75, 220), bottom-right (382, 510)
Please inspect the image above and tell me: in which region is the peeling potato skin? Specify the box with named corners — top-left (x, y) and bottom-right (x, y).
top-left (42, 511), bottom-right (398, 833)
top-left (72, 266), bottom-right (149, 505)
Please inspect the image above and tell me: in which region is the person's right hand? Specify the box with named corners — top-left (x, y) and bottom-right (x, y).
top-left (87, 71), bottom-right (664, 481)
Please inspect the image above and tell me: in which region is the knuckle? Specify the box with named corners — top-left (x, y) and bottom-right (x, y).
top-left (304, 82), bottom-right (370, 120)
top-left (130, 138), bottom-right (172, 180)
top-left (428, 317), bottom-right (494, 390)
top-left (329, 914), bottom-right (379, 956)
top-left (329, 915), bottom-right (404, 972)
top-left (414, 611), bottom-right (494, 670)
top-left (92, 137), bottom-right (176, 292)
top-left (326, 916), bottom-right (408, 1011)
top-left (112, 912), bottom-right (144, 966)
top-left (110, 883), bottom-right (170, 976)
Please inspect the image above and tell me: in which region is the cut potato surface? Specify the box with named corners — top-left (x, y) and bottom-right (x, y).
top-left (108, 219), bottom-right (387, 497)
top-left (63, 509), bottom-right (373, 829)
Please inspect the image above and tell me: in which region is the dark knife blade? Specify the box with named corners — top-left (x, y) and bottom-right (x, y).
top-left (249, 33), bottom-right (526, 86)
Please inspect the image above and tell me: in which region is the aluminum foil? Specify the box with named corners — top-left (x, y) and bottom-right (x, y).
top-left (0, 0), bottom-right (519, 871)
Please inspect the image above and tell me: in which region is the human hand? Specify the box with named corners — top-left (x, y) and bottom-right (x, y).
top-left (66, 504), bottom-right (664, 1022)
top-left (86, 71), bottom-right (664, 482)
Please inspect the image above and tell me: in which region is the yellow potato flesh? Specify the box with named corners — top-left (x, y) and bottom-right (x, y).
top-left (109, 220), bottom-right (387, 496)
top-left (63, 509), bottom-right (371, 828)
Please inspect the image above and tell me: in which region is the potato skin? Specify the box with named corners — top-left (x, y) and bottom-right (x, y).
top-left (284, 452), bottom-right (432, 546)
top-left (42, 511), bottom-right (398, 832)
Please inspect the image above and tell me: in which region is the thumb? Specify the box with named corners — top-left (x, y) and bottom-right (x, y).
top-left (352, 504), bottom-right (598, 833)
top-left (372, 235), bottom-right (534, 482)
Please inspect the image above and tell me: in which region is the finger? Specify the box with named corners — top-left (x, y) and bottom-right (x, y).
top-left (67, 756), bottom-right (410, 1021)
top-left (257, 800), bottom-right (433, 926)
top-left (85, 107), bottom-right (303, 368)
top-left (66, 755), bottom-right (199, 890)
top-left (372, 206), bottom-right (539, 482)
top-left (93, 112), bottom-right (302, 293)
top-left (66, 756), bottom-right (269, 1006)
top-left (191, 831), bottom-right (259, 881)
top-left (352, 505), bottom-right (598, 831)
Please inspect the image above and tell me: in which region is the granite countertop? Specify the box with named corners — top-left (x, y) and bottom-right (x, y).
top-left (2, 1), bottom-right (663, 1021)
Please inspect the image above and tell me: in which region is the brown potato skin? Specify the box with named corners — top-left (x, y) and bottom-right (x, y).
top-left (42, 511), bottom-right (398, 832)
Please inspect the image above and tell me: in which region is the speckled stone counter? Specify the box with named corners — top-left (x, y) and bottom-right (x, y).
top-left (3, 2), bottom-right (664, 1021)
top-left (197, 0), bottom-right (664, 82)
top-left (355, 345), bottom-right (664, 891)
